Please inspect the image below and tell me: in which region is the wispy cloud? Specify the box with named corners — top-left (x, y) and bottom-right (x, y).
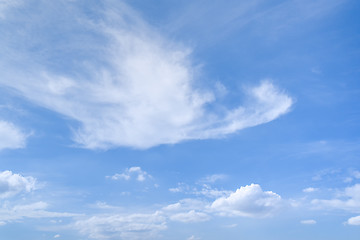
top-left (0, 0), bottom-right (22, 19)
top-left (0, 0), bottom-right (292, 150)
top-left (0, 201), bottom-right (79, 225)
top-left (75, 212), bottom-right (167, 240)
top-left (312, 184), bottom-right (360, 213)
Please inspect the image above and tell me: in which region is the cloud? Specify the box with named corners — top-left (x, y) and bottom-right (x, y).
top-left (75, 212), bottom-right (167, 240)
top-left (0, 170), bottom-right (36, 198)
top-left (198, 174), bottom-right (227, 183)
top-left (194, 184), bottom-right (231, 198)
top-left (187, 235), bottom-right (201, 240)
top-left (0, 121), bottom-right (28, 151)
top-left (347, 215), bottom-right (360, 226)
top-left (0, 0), bottom-right (22, 18)
top-left (0, 0), bottom-right (293, 150)
top-left (303, 187), bottom-right (318, 193)
top-left (0, 201), bottom-right (78, 225)
top-left (107, 167), bottom-right (151, 182)
top-left (169, 210), bottom-right (210, 223)
top-left (54, 234), bottom-right (60, 238)
top-left (75, 183), bottom-right (283, 239)
top-left (312, 184), bottom-right (360, 213)
top-left (300, 219), bottom-right (316, 225)
top-left (211, 184), bottom-right (282, 217)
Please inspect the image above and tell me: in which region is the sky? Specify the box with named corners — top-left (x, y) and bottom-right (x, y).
top-left (0, 0), bottom-right (360, 239)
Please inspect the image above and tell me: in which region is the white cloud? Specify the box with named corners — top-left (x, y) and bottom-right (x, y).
top-left (75, 212), bottom-right (167, 240)
top-left (0, 201), bottom-right (78, 224)
top-left (303, 187), bottom-right (318, 193)
top-left (0, 1), bottom-right (293, 150)
top-left (347, 215), bottom-right (360, 226)
top-left (312, 184), bottom-right (360, 213)
top-left (300, 219), bottom-right (316, 225)
top-left (345, 170), bottom-right (360, 183)
top-left (169, 210), bottom-right (210, 223)
top-left (163, 199), bottom-right (207, 213)
top-left (54, 234), bottom-right (60, 238)
top-left (0, 170), bottom-right (36, 198)
top-left (194, 184), bottom-right (231, 198)
top-left (199, 174), bottom-right (227, 183)
top-left (211, 184), bottom-right (282, 217)
top-left (107, 167), bottom-right (151, 182)
top-left (187, 235), bottom-right (201, 240)
top-left (0, 121), bottom-right (28, 151)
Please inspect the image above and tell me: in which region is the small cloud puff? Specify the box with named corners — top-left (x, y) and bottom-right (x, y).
top-left (0, 121), bottom-right (28, 151)
top-left (347, 215), bottom-right (360, 226)
top-left (300, 219), bottom-right (317, 225)
top-left (303, 187), bottom-right (318, 193)
top-left (107, 167), bottom-right (151, 182)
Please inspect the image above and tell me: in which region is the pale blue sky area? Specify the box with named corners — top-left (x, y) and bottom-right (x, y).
top-left (0, 0), bottom-right (360, 239)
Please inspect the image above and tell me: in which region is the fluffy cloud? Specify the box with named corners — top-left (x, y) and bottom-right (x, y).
top-left (0, 170), bottom-right (36, 198)
top-left (107, 167), bottom-right (151, 182)
top-left (211, 184), bottom-right (282, 217)
top-left (0, 0), bottom-right (293, 149)
top-left (347, 215), bottom-right (360, 226)
top-left (312, 184), bottom-right (360, 213)
top-left (75, 212), bottom-right (167, 240)
top-left (0, 121), bottom-right (27, 151)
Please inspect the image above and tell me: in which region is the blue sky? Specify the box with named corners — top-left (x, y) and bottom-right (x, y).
top-left (0, 0), bottom-right (360, 239)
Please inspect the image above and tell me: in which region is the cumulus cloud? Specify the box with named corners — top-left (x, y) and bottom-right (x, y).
top-left (107, 167), bottom-right (151, 182)
top-left (0, 0), bottom-right (293, 150)
top-left (300, 219), bottom-right (316, 224)
top-left (312, 184), bottom-right (360, 213)
top-left (0, 170), bottom-right (36, 198)
top-left (75, 183), bottom-right (283, 239)
top-left (75, 212), bottom-right (167, 240)
top-left (347, 215), bottom-right (360, 226)
top-left (211, 184), bottom-right (282, 217)
top-left (0, 121), bottom-right (28, 151)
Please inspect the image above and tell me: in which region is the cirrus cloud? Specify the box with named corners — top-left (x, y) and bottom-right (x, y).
top-left (0, 0), bottom-right (293, 150)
